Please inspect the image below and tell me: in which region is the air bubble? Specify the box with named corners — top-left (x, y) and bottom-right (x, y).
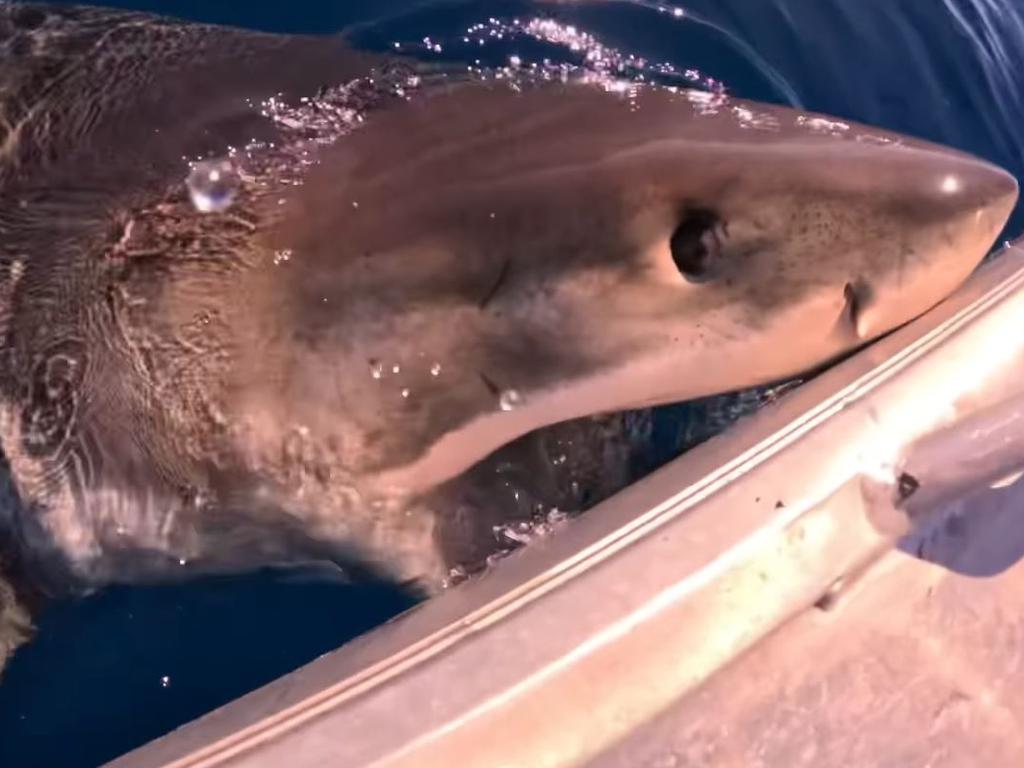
top-left (499, 389), bottom-right (523, 411)
top-left (186, 158), bottom-right (240, 213)
top-left (430, 362), bottom-right (442, 376)
top-left (369, 360), bottom-right (383, 379)
top-left (401, 388), bottom-right (410, 398)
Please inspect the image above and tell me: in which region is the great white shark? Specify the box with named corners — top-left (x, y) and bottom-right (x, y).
top-left (0, 0), bottom-right (1017, 657)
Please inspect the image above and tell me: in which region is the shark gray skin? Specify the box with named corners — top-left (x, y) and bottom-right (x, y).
top-left (0, 0), bottom-right (1017, 641)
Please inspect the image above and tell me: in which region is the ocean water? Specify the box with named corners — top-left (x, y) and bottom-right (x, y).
top-left (2, 1), bottom-right (1023, 766)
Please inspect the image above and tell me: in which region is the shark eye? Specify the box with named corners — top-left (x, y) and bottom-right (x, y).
top-left (669, 207), bottom-right (725, 283)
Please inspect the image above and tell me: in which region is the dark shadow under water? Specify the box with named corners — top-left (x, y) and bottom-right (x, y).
top-left (0, 569), bottom-right (418, 768)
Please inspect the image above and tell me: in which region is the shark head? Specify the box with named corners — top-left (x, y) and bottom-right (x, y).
top-left (236, 79), bottom-right (1018, 499)
top-left (0, 8), bottom-right (1015, 586)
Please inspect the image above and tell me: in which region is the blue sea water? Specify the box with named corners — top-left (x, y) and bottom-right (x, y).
top-left (1, 1), bottom-right (1023, 766)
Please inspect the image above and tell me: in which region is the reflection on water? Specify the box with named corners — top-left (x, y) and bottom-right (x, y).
top-left (2, 1), bottom-right (1023, 765)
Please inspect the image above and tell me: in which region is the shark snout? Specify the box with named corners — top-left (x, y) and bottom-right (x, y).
top-left (930, 155), bottom-right (1019, 239)
top-left (850, 154), bottom-right (1018, 340)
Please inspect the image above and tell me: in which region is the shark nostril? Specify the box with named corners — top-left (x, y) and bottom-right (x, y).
top-left (842, 279), bottom-right (875, 335)
top-left (842, 281), bottom-right (861, 329)
top-left (669, 207), bottom-right (723, 283)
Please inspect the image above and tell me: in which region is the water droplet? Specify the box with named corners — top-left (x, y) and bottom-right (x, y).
top-left (352, 201), bottom-right (360, 209)
top-left (392, 364), bottom-right (401, 374)
top-left (499, 389), bottom-right (523, 411)
top-left (369, 359), bottom-right (383, 379)
top-left (430, 362), bottom-right (442, 376)
top-left (273, 248), bottom-right (292, 265)
top-left (160, 675), bottom-right (171, 688)
top-left (401, 388), bottom-right (410, 398)
top-left (186, 158), bottom-right (240, 213)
